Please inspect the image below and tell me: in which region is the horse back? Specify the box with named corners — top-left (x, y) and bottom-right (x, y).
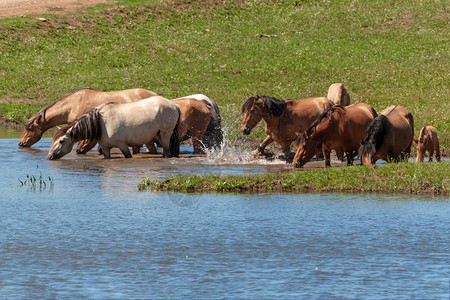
top-left (381, 105), bottom-right (414, 154)
top-left (287, 97), bottom-right (332, 126)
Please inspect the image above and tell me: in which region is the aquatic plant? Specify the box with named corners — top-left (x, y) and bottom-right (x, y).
top-left (19, 172), bottom-right (54, 191)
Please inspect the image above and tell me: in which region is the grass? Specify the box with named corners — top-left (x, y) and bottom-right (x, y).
top-left (139, 162), bottom-right (450, 195)
top-left (0, 0), bottom-right (448, 149)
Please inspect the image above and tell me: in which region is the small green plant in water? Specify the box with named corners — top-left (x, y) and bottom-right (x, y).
top-left (19, 172), bottom-right (54, 191)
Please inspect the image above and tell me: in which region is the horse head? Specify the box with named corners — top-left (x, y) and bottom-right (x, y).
top-left (18, 114), bottom-right (46, 147)
top-left (47, 127), bottom-right (76, 160)
top-left (240, 95), bottom-right (286, 135)
top-left (240, 96), bottom-right (264, 135)
top-left (359, 140), bottom-right (376, 165)
top-left (293, 131), bottom-right (318, 168)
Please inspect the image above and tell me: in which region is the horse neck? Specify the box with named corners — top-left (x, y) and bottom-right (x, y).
top-left (40, 98), bottom-right (73, 128)
top-left (262, 114), bottom-right (281, 131)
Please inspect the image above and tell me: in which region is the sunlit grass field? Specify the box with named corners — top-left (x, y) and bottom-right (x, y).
top-left (0, 0), bottom-right (448, 149)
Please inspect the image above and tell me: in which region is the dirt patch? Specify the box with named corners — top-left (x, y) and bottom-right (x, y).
top-left (0, 117), bottom-right (22, 129)
top-left (0, 0), bottom-right (117, 19)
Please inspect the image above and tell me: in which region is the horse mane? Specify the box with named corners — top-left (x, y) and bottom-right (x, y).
top-left (56, 107), bottom-right (102, 142)
top-left (360, 115), bottom-right (389, 154)
top-left (25, 88), bottom-right (93, 128)
top-left (241, 95), bottom-right (286, 117)
top-left (296, 105), bottom-right (344, 145)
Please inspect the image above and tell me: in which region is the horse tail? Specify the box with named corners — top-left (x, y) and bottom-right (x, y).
top-left (327, 83), bottom-right (350, 106)
top-left (202, 100), bottom-right (224, 149)
top-left (169, 106), bottom-right (181, 157)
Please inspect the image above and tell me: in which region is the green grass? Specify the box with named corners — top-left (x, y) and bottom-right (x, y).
top-left (139, 162), bottom-right (450, 195)
top-left (0, 0), bottom-right (448, 149)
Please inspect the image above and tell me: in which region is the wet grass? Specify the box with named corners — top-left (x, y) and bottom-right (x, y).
top-left (139, 162), bottom-right (449, 195)
top-left (0, 0), bottom-right (448, 150)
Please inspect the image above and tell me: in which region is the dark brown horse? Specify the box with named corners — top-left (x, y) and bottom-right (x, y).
top-left (359, 105), bottom-right (414, 165)
top-left (19, 88), bottom-right (157, 148)
top-left (293, 103), bottom-right (378, 168)
top-left (241, 95), bottom-right (332, 157)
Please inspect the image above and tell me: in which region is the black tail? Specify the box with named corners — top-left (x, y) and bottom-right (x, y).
top-left (202, 102), bottom-right (224, 149)
top-left (169, 106), bottom-right (181, 157)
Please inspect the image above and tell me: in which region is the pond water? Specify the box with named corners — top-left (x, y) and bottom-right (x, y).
top-left (0, 131), bottom-right (449, 298)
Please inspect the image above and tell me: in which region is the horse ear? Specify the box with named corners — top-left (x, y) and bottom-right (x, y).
top-left (360, 139), bottom-right (364, 145)
top-left (413, 138), bottom-right (418, 144)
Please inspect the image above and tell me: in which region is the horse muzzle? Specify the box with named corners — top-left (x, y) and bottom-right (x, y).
top-left (242, 127), bottom-right (251, 135)
top-left (18, 140), bottom-right (31, 147)
top-left (294, 161), bottom-right (304, 168)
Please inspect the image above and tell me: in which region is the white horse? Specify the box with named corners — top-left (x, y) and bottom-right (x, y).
top-left (47, 96), bottom-right (181, 159)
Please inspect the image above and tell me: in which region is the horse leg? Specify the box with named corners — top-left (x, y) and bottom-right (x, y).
top-left (146, 141), bottom-right (157, 154)
top-left (132, 146), bottom-right (140, 154)
top-left (323, 145), bottom-right (331, 167)
top-left (159, 130), bottom-right (172, 158)
top-left (118, 145), bottom-right (132, 158)
top-left (346, 151), bottom-right (354, 166)
top-left (336, 149), bottom-right (344, 161)
top-left (428, 149), bottom-right (433, 162)
top-left (257, 135), bottom-right (273, 155)
top-left (435, 143), bottom-right (441, 162)
top-left (101, 146), bottom-right (111, 159)
top-left (192, 137), bottom-right (205, 154)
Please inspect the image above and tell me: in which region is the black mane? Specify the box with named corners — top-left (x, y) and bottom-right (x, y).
top-left (361, 115), bottom-right (389, 151)
top-left (241, 95), bottom-right (286, 117)
top-left (296, 105), bottom-right (343, 145)
top-left (53, 107), bottom-right (102, 142)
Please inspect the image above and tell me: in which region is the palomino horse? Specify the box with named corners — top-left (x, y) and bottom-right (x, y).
top-left (241, 95), bottom-right (332, 157)
top-left (19, 88), bottom-right (157, 148)
top-left (414, 125), bottom-right (441, 162)
top-left (327, 83), bottom-right (350, 106)
top-left (359, 105), bottom-right (414, 165)
top-left (104, 94), bottom-right (223, 155)
top-left (47, 96), bottom-right (180, 160)
top-left (293, 103), bottom-right (378, 168)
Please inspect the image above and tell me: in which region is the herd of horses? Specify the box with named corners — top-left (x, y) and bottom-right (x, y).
top-left (18, 83), bottom-right (441, 167)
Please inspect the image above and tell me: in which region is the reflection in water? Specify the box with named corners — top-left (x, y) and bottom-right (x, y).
top-left (1, 136), bottom-right (449, 298)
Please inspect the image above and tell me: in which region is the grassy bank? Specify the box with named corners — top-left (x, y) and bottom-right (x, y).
top-left (0, 0), bottom-right (448, 149)
top-left (139, 162), bottom-right (449, 195)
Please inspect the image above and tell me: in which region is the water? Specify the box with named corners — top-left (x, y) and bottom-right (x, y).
top-left (0, 134), bottom-right (449, 298)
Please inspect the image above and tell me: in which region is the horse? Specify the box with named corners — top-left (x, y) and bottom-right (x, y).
top-left (47, 96), bottom-right (180, 160)
top-left (293, 103), bottom-right (378, 168)
top-left (414, 125), bottom-right (441, 162)
top-left (359, 105), bottom-right (414, 165)
top-left (327, 83), bottom-right (350, 106)
top-left (241, 95), bottom-right (333, 158)
top-left (19, 88), bottom-right (157, 148)
top-left (173, 94), bottom-right (223, 153)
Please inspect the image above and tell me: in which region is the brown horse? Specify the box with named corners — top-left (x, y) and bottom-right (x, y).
top-left (19, 88), bottom-right (157, 148)
top-left (138, 95), bottom-right (223, 155)
top-left (414, 125), bottom-right (441, 162)
top-left (327, 83), bottom-right (350, 106)
top-left (241, 95), bottom-right (333, 157)
top-left (293, 103), bottom-right (378, 168)
top-left (359, 105), bottom-right (414, 165)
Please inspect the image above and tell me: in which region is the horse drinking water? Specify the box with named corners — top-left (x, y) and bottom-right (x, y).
top-left (19, 88), bottom-right (157, 149)
top-left (359, 105), bottom-right (414, 165)
top-left (293, 103), bottom-right (378, 168)
top-left (47, 96), bottom-right (180, 160)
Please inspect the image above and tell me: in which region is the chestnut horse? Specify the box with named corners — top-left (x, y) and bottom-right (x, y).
top-left (241, 95), bottom-right (333, 157)
top-left (327, 83), bottom-right (350, 106)
top-left (293, 103), bottom-right (378, 168)
top-left (414, 125), bottom-right (441, 162)
top-left (173, 94), bottom-right (223, 153)
top-left (359, 105), bottom-right (414, 165)
top-left (47, 96), bottom-right (180, 160)
top-left (19, 88), bottom-right (157, 148)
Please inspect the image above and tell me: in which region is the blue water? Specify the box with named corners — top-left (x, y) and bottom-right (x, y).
top-left (0, 137), bottom-right (449, 298)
